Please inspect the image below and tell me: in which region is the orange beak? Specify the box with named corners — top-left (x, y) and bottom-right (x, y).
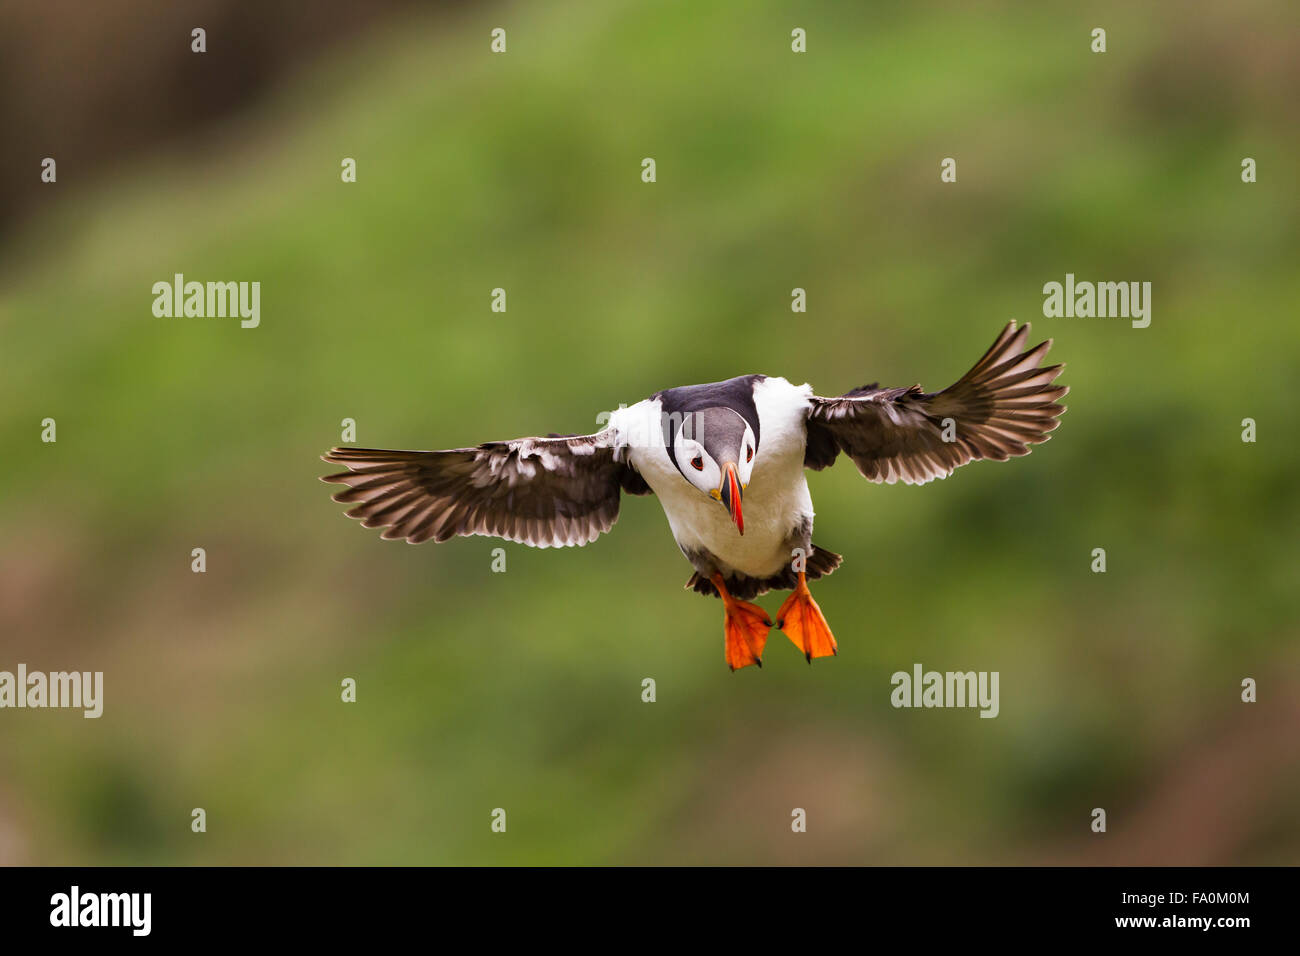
top-left (719, 462), bottom-right (744, 535)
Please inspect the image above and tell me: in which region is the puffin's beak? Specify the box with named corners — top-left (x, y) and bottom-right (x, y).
top-left (719, 462), bottom-right (744, 535)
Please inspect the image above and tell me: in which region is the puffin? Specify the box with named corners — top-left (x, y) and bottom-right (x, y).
top-left (322, 322), bottom-right (1066, 671)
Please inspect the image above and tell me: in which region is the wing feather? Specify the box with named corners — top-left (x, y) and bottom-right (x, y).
top-left (322, 430), bottom-right (652, 548)
top-left (805, 322), bottom-right (1067, 484)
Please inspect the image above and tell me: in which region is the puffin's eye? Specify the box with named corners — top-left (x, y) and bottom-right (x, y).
top-left (746, 445), bottom-right (753, 462)
top-left (691, 456), bottom-right (704, 471)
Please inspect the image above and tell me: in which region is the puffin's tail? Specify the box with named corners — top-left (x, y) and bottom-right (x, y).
top-left (806, 544), bottom-right (843, 579)
top-left (687, 545), bottom-right (843, 601)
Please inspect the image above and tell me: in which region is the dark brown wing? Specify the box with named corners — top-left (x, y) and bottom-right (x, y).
top-left (805, 322), bottom-right (1067, 484)
top-left (321, 431), bottom-right (651, 547)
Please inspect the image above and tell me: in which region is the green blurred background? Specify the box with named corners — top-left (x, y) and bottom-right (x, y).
top-left (1, 0), bottom-right (1297, 865)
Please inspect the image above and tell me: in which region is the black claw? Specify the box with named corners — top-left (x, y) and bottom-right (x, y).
top-left (755, 658), bottom-right (763, 668)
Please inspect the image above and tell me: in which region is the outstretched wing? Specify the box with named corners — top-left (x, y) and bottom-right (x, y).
top-left (804, 322), bottom-right (1067, 484)
top-left (321, 431), bottom-right (652, 548)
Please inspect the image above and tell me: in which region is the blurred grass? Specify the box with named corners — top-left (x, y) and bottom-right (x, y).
top-left (1, 0), bottom-right (1298, 864)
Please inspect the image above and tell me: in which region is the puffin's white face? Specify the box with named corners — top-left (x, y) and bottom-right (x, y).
top-left (736, 423), bottom-right (757, 487)
top-left (674, 429), bottom-right (722, 498)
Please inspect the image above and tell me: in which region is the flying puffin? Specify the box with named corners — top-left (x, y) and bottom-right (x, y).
top-left (322, 322), bottom-right (1066, 671)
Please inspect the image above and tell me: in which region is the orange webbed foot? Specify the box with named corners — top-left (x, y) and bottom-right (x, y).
top-left (713, 574), bottom-right (772, 671)
top-left (776, 572), bottom-right (837, 662)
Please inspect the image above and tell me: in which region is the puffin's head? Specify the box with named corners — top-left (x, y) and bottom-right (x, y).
top-left (671, 407), bottom-right (756, 535)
